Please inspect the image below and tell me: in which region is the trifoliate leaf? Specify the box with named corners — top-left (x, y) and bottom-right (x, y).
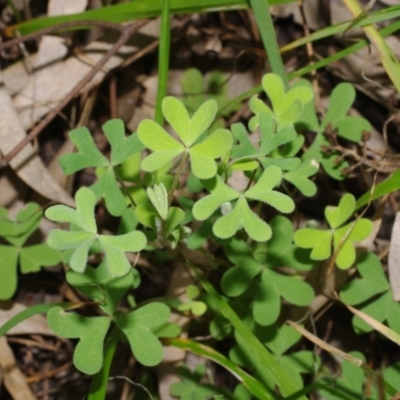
top-left (46, 187), bottom-right (146, 276)
top-left (115, 302), bottom-right (170, 366)
top-left (294, 194), bottom-right (373, 269)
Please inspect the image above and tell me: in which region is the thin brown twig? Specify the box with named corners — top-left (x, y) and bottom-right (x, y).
top-left (0, 19), bottom-right (149, 168)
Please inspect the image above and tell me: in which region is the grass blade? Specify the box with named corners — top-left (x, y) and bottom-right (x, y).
top-left (0, 302), bottom-right (74, 337)
top-left (155, 0), bottom-right (171, 125)
top-left (167, 338), bottom-right (273, 400)
top-left (189, 263), bottom-right (307, 398)
top-left (6, 0), bottom-right (296, 37)
top-left (249, 0), bottom-right (288, 89)
top-left (342, 0), bottom-right (400, 94)
top-left (356, 168), bottom-right (400, 210)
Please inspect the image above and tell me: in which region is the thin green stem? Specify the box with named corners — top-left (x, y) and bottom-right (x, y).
top-left (87, 327), bottom-right (121, 400)
top-left (249, 0), bottom-right (288, 89)
top-left (167, 152), bottom-right (189, 207)
top-left (154, 0), bottom-right (171, 125)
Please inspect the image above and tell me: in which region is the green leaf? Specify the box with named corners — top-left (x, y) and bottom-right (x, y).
top-left (214, 197), bottom-right (272, 241)
top-left (0, 203), bottom-right (42, 247)
top-left (189, 128), bottom-right (232, 179)
top-left (115, 302), bottom-right (170, 366)
top-left (192, 176), bottom-right (238, 220)
top-left (0, 245), bottom-right (19, 300)
top-left (333, 219), bottom-right (373, 269)
top-left (147, 183), bottom-right (168, 220)
top-left (99, 231), bottom-right (147, 277)
top-left (59, 127), bottom-right (108, 174)
top-left (19, 244), bottom-right (61, 273)
top-left (294, 229), bottom-right (333, 261)
top-left (102, 119), bottom-right (144, 166)
top-left (321, 83), bottom-right (355, 129)
top-left (47, 306), bottom-right (111, 374)
top-left (91, 167), bottom-right (127, 216)
top-left (283, 159), bottom-right (319, 196)
top-left (253, 271), bottom-right (281, 325)
top-left (325, 193), bottom-right (355, 229)
top-left (334, 116), bottom-right (371, 142)
top-left (245, 166), bottom-right (295, 213)
top-left (138, 119), bottom-right (184, 171)
top-left (46, 187), bottom-right (97, 233)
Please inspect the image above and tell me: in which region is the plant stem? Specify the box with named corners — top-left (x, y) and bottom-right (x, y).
top-left (87, 327), bottom-right (121, 400)
top-left (248, 0), bottom-right (288, 90)
top-left (167, 152), bottom-right (189, 207)
top-left (154, 0), bottom-right (171, 125)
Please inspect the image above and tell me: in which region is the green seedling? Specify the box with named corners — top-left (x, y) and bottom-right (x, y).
top-left (340, 252), bottom-right (400, 334)
top-left (248, 73), bottom-right (313, 130)
top-left (168, 284), bottom-right (207, 317)
top-left (192, 167), bottom-right (294, 241)
top-left (137, 97), bottom-right (232, 179)
top-left (221, 216), bottom-right (314, 325)
top-left (181, 67), bottom-right (238, 119)
top-left (294, 193), bottom-right (373, 269)
top-left (45, 187), bottom-right (146, 277)
top-left (300, 81), bottom-right (372, 180)
top-left (0, 203), bottom-right (61, 299)
top-left (59, 119), bottom-right (145, 216)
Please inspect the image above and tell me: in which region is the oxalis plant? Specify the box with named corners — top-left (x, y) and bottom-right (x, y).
top-left (3, 72), bottom-right (400, 399)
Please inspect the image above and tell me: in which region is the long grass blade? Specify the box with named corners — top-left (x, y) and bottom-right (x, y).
top-left (5, 0), bottom-right (296, 37)
top-left (342, 0), bottom-right (400, 94)
top-left (155, 0), bottom-right (171, 125)
top-left (189, 263), bottom-right (307, 398)
top-left (249, 0), bottom-right (288, 89)
top-left (167, 338), bottom-right (272, 400)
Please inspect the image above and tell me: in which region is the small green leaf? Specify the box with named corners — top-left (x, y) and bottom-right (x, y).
top-left (59, 127), bottom-right (108, 174)
top-left (147, 183), bottom-right (168, 220)
top-left (325, 193), bottom-right (355, 229)
top-left (245, 166), bottom-right (295, 214)
top-left (19, 244), bottom-right (61, 273)
top-left (102, 119), bottom-right (144, 166)
top-left (283, 159), bottom-right (319, 197)
top-left (91, 168), bottom-right (127, 216)
top-left (189, 128), bottom-right (232, 179)
top-left (99, 231), bottom-right (147, 277)
top-left (115, 302), bottom-right (170, 366)
top-left (214, 197), bottom-right (272, 242)
top-left (192, 176), bottom-right (238, 221)
top-left (294, 229), bottom-right (333, 261)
